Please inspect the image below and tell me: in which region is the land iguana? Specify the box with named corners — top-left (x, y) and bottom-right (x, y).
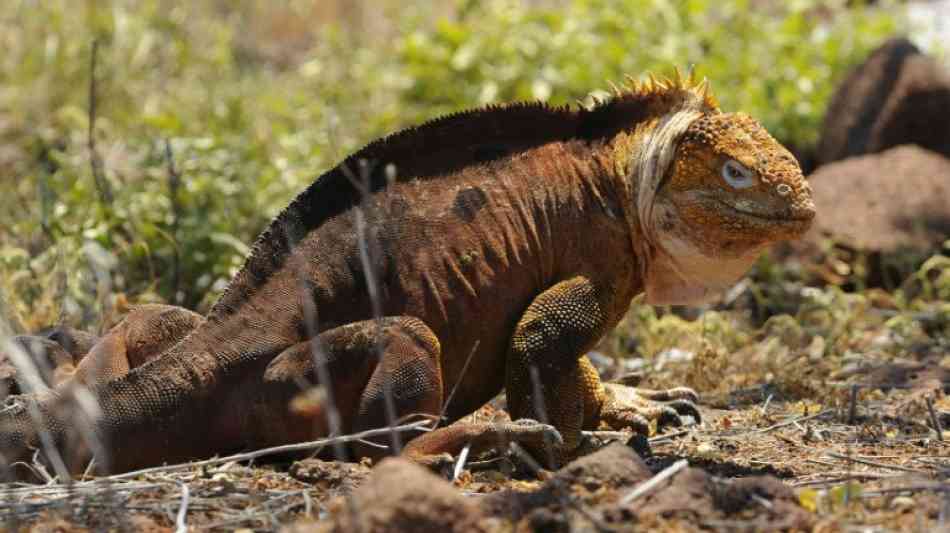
top-left (0, 72), bottom-right (814, 477)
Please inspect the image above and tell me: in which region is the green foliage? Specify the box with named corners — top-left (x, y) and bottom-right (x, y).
top-left (622, 306), bottom-right (751, 359)
top-left (0, 0), bottom-right (904, 327)
top-left (899, 254), bottom-right (950, 304)
top-left (399, 0), bottom-right (904, 145)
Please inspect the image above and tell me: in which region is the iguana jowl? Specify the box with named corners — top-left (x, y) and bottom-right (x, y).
top-left (0, 72), bottom-right (814, 476)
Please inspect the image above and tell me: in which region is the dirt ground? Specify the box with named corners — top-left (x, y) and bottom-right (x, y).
top-left (5, 391), bottom-right (950, 532)
top-left (3, 277), bottom-right (950, 532)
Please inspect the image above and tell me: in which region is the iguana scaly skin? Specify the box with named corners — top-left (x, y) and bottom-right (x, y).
top-left (0, 73), bottom-right (814, 477)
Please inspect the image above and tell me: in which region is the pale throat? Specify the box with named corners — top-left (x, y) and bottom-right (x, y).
top-left (643, 231), bottom-right (762, 305)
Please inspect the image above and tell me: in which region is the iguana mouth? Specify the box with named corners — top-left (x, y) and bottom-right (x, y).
top-left (716, 200), bottom-right (812, 223)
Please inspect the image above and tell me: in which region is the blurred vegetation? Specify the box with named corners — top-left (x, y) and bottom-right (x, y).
top-left (602, 254), bottom-right (950, 402)
top-left (0, 0), bottom-right (907, 331)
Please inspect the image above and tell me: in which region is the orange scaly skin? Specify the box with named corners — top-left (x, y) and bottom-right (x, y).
top-left (0, 72), bottom-right (813, 478)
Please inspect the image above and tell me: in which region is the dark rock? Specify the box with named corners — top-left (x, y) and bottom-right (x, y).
top-left (835, 359), bottom-right (950, 394)
top-left (484, 444), bottom-right (814, 531)
top-left (817, 37), bottom-right (950, 165)
top-left (525, 507), bottom-right (571, 533)
top-left (549, 441), bottom-right (652, 490)
top-left (778, 145), bottom-right (950, 288)
top-left (635, 467), bottom-right (716, 516)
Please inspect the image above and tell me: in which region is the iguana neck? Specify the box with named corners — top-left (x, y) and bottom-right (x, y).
top-left (609, 109), bottom-right (730, 305)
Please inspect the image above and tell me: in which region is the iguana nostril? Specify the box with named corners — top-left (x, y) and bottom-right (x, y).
top-left (793, 198), bottom-right (817, 220)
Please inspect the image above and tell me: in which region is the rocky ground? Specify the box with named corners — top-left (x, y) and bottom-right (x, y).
top-left (5, 379), bottom-right (950, 531)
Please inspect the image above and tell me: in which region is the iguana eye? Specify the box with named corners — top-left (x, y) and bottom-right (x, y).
top-left (721, 159), bottom-right (754, 189)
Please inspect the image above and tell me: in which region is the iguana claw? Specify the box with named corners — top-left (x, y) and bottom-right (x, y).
top-left (504, 419), bottom-right (564, 447)
top-left (600, 383), bottom-right (702, 435)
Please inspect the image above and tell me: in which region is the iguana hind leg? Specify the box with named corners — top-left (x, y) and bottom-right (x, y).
top-left (260, 316), bottom-right (444, 455)
top-left (264, 316), bottom-right (561, 468)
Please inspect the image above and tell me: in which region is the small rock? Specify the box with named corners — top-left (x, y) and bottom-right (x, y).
top-left (626, 467), bottom-right (814, 530)
top-left (891, 495), bottom-right (915, 510)
top-left (585, 351), bottom-right (614, 373)
top-left (315, 458), bottom-right (489, 533)
top-left (288, 458), bottom-right (371, 494)
top-left (695, 442), bottom-right (717, 459)
top-left (480, 442), bottom-right (652, 520)
top-left (625, 433), bottom-right (651, 457)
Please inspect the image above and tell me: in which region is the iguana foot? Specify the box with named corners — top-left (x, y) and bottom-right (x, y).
top-left (598, 383), bottom-right (701, 434)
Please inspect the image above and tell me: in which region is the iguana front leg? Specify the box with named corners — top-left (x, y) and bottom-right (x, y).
top-left (505, 276), bottom-right (699, 464)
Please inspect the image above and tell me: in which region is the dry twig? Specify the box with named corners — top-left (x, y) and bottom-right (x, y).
top-left (824, 452), bottom-right (926, 474)
top-left (928, 396), bottom-right (943, 442)
top-left (87, 39), bottom-right (113, 205)
top-left (174, 482), bottom-right (190, 533)
top-left (620, 459), bottom-right (688, 505)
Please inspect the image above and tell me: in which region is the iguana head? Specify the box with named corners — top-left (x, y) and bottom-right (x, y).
top-left (665, 112), bottom-right (814, 249)
top-left (615, 72), bottom-right (815, 304)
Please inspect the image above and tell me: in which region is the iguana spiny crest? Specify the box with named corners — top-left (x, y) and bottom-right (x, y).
top-left (610, 71), bottom-right (815, 304)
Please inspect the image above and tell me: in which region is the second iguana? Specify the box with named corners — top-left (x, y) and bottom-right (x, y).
top-left (0, 72), bottom-right (814, 477)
